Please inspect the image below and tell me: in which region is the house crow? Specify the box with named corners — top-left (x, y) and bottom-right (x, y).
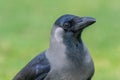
top-left (13, 14), bottom-right (96, 80)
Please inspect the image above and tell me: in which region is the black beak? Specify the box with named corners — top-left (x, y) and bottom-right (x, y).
top-left (74, 17), bottom-right (96, 31)
top-left (81, 17), bottom-right (96, 27)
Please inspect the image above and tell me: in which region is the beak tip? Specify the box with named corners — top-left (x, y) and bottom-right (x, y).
top-left (87, 17), bottom-right (96, 25)
top-left (92, 18), bottom-right (96, 23)
top-left (89, 18), bottom-right (96, 23)
top-left (81, 17), bottom-right (96, 28)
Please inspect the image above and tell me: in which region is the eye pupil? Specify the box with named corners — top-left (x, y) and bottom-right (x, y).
top-left (63, 22), bottom-right (70, 27)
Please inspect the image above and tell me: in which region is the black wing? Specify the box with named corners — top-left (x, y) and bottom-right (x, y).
top-left (13, 51), bottom-right (50, 80)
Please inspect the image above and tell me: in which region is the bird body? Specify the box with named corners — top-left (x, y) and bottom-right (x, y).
top-left (13, 14), bottom-right (96, 80)
top-left (45, 28), bottom-right (94, 80)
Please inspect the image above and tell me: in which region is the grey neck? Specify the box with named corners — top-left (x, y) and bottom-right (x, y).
top-left (63, 37), bottom-right (86, 65)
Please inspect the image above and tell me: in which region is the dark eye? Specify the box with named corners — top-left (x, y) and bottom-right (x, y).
top-left (63, 22), bottom-right (71, 28)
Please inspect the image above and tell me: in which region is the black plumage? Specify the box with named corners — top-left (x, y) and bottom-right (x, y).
top-left (14, 52), bottom-right (50, 80)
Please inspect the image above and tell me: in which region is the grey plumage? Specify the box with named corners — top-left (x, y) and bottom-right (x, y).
top-left (13, 14), bottom-right (96, 80)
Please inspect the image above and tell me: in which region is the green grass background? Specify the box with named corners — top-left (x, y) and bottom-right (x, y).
top-left (0, 0), bottom-right (120, 80)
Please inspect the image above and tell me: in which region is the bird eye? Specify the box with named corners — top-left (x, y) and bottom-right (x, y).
top-left (63, 22), bottom-right (71, 28)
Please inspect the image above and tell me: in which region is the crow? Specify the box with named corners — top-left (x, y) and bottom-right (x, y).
top-left (13, 14), bottom-right (96, 80)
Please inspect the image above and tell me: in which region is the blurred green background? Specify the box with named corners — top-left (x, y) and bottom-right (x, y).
top-left (0, 0), bottom-right (120, 80)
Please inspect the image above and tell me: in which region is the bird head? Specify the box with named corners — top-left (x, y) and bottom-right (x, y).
top-left (51, 14), bottom-right (96, 42)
